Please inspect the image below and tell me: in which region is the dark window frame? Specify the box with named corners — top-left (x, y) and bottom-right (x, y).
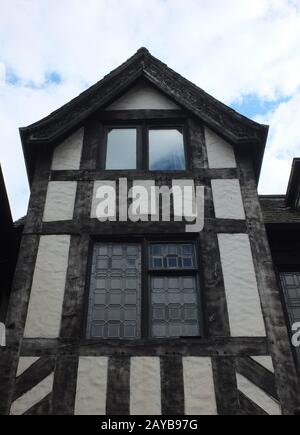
top-left (99, 120), bottom-right (190, 172)
top-left (276, 264), bottom-right (300, 369)
top-left (83, 234), bottom-right (205, 340)
top-left (147, 241), bottom-right (203, 339)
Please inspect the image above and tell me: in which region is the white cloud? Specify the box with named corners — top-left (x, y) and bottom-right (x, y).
top-left (0, 0), bottom-right (300, 217)
top-left (258, 92), bottom-right (300, 194)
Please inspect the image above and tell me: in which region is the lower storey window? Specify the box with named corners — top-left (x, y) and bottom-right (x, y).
top-left (280, 271), bottom-right (300, 363)
top-left (86, 240), bottom-right (202, 339)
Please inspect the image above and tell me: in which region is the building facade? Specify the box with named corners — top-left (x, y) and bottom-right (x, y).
top-left (0, 48), bottom-right (299, 415)
top-left (0, 166), bottom-right (22, 324)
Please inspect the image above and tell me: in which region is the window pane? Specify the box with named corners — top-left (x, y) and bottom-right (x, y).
top-left (151, 276), bottom-right (200, 338)
top-left (149, 129), bottom-right (186, 170)
top-left (106, 128), bottom-right (137, 170)
top-left (150, 243), bottom-right (195, 269)
top-left (86, 243), bottom-right (141, 339)
top-left (280, 272), bottom-right (300, 364)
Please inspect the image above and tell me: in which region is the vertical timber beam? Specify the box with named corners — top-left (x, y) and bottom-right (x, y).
top-left (237, 150), bottom-right (300, 415)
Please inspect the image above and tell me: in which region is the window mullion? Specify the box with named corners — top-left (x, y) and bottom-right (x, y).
top-left (142, 122), bottom-right (148, 170)
top-left (141, 238), bottom-right (150, 338)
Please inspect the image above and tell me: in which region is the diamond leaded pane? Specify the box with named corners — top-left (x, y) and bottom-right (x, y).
top-left (86, 243), bottom-right (141, 339)
top-left (150, 243), bottom-right (195, 270)
top-left (150, 275), bottom-right (200, 338)
top-left (280, 272), bottom-right (300, 363)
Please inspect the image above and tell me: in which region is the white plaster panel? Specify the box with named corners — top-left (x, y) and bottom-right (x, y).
top-left (218, 234), bottom-right (266, 337)
top-left (183, 357), bottom-right (217, 415)
top-left (237, 374), bottom-right (281, 415)
top-left (211, 179), bottom-right (245, 220)
top-left (75, 357), bottom-right (108, 415)
top-left (106, 82), bottom-right (180, 111)
top-left (51, 128), bottom-right (84, 170)
top-left (16, 357), bottom-right (39, 377)
top-left (251, 356), bottom-right (275, 373)
top-left (24, 235), bottom-right (71, 338)
top-left (130, 357), bottom-right (161, 415)
top-left (90, 180), bottom-right (116, 220)
top-left (43, 181), bottom-right (77, 222)
top-left (205, 127), bottom-right (236, 168)
top-left (10, 373), bottom-right (54, 415)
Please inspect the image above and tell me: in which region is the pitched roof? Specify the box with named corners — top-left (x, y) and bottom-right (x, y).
top-left (286, 158), bottom-right (300, 209)
top-left (0, 165), bottom-right (13, 233)
top-left (20, 47), bottom-right (269, 184)
top-left (260, 195), bottom-right (300, 225)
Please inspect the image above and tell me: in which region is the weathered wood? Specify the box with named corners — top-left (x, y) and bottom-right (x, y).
top-left (238, 391), bottom-right (268, 416)
top-left (80, 117), bottom-right (102, 171)
top-left (237, 150), bottom-right (300, 415)
top-left (13, 357), bottom-right (55, 401)
top-left (212, 357), bottom-right (239, 415)
top-left (52, 355), bottom-right (79, 415)
top-left (0, 348), bottom-right (19, 415)
top-left (0, 234), bottom-right (40, 415)
top-left (24, 149), bottom-right (52, 234)
top-left (236, 357), bottom-right (278, 400)
top-left (28, 219), bottom-right (246, 237)
top-left (50, 168), bottom-right (239, 182)
top-left (106, 356), bottom-right (130, 415)
top-left (160, 356), bottom-right (184, 415)
top-left (20, 337), bottom-right (270, 357)
top-left (200, 185), bottom-right (231, 337)
top-left (23, 393), bottom-right (52, 416)
top-left (59, 234), bottom-right (90, 339)
top-left (188, 117), bottom-right (208, 170)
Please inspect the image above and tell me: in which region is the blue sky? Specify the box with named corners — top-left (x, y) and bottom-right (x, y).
top-left (231, 95), bottom-right (291, 119)
top-left (1, 0), bottom-right (300, 219)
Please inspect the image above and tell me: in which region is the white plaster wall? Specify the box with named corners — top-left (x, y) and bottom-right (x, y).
top-left (90, 180), bottom-right (116, 220)
top-left (106, 82), bottom-right (180, 111)
top-left (130, 357), bottom-right (161, 415)
top-left (10, 373), bottom-right (54, 415)
top-left (237, 374), bottom-right (281, 415)
top-left (183, 357), bottom-right (217, 415)
top-left (51, 128), bottom-right (84, 170)
top-left (43, 181), bottom-right (77, 222)
top-left (16, 357), bottom-right (39, 377)
top-left (24, 235), bottom-right (70, 338)
top-left (75, 357), bottom-right (108, 415)
top-left (205, 127), bottom-right (236, 169)
top-left (251, 356), bottom-right (274, 373)
top-left (218, 234), bottom-right (266, 337)
top-left (211, 179), bottom-right (245, 220)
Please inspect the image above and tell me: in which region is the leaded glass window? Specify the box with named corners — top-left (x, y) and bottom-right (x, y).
top-left (150, 243), bottom-right (195, 270)
top-left (149, 243), bottom-right (201, 338)
top-left (86, 240), bottom-right (202, 339)
top-left (86, 243), bottom-right (141, 339)
top-left (280, 272), bottom-right (300, 363)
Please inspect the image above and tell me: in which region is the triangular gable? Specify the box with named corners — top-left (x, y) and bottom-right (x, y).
top-left (106, 81), bottom-right (180, 111)
top-left (19, 47), bottom-right (269, 183)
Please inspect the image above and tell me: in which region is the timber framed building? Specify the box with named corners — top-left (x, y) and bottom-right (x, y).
top-left (0, 48), bottom-right (299, 415)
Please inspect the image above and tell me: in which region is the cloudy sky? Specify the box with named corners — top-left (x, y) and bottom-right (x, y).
top-left (1, 0), bottom-right (300, 219)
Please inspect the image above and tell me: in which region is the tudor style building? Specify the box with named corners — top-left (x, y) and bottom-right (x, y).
top-left (0, 48), bottom-right (300, 415)
top-left (0, 166), bottom-right (22, 324)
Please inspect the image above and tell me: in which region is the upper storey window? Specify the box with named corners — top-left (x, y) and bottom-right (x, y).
top-left (103, 125), bottom-right (186, 171)
top-left (106, 128), bottom-right (137, 170)
top-left (149, 129), bottom-right (185, 171)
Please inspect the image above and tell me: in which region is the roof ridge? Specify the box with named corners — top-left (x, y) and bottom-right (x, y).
top-left (21, 47), bottom-right (150, 131)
